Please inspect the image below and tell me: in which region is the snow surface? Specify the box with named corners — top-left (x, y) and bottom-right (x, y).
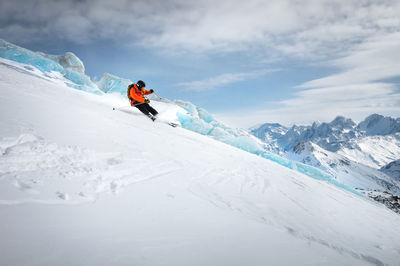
top-left (288, 142), bottom-right (400, 196)
top-left (1, 53), bottom-right (400, 266)
top-left (338, 134), bottom-right (400, 169)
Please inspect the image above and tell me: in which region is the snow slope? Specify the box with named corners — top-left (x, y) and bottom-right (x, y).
top-left (288, 142), bottom-right (400, 195)
top-left (338, 134), bottom-right (400, 169)
top-left (1, 53), bottom-right (400, 266)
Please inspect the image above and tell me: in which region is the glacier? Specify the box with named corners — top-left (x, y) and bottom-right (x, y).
top-left (97, 72), bottom-right (132, 93)
top-left (0, 39), bottom-right (358, 196)
top-left (0, 39), bottom-right (100, 94)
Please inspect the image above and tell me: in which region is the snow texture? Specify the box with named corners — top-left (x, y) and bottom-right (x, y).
top-left (289, 141), bottom-right (400, 196)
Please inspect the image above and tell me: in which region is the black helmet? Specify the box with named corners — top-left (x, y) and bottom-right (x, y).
top-left (137, 80), bottom-right (146, 89)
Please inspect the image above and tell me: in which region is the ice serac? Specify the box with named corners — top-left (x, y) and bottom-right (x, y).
top-left (0, 39), bottom-right (63, 73)
top-left (39, 51), bottom-right (85, 73)
top-left (0, 39), bottom-right (101, 94)
top-left (97, 73), bottom-right (132, 93)
top-left (174, 100), bottom-right (265, 154)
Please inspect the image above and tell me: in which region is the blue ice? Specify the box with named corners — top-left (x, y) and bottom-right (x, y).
top-left (97, 73), bottom-right (132, 94)
top-left (0, 39), bottom-right (63, 73)
top-left (0, 39), bottom-right (101, 94)
top-left (175, 101), bottom-right (264, 154)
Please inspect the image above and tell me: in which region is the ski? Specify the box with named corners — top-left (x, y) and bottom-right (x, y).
top-left (167, 122), bottom-right (179, 127)
top-left (113, 107), bottom-right (179, 128)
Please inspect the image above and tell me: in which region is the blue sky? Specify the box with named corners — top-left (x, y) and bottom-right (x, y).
top-left (1, 0), bottom-right (400, 127)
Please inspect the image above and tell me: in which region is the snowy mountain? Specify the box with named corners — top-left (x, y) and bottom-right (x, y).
top-left (252, 115), bottom-right (400, 153)
top-left (251, 115), bottom-right (400, 198)
top-left (249, 123), bottom-right (288, 142)
top-left (289, 142), bottom-right (400, 195)
top-left (381, 159), bottom-right (400, 181)
top-left (338, 134), bottom-right (400, 169)
top-left (1, 40), bottom-right (400, 265)
top-left (357, 114), bottom-right (400, 136)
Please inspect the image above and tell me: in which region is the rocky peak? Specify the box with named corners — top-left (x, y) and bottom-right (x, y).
top-left (357, 114), bottom-right (400, 136)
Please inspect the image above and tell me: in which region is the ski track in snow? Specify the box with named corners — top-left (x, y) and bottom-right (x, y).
top-left (0, 133), bottom-right (181, 205)
top-left (188, 177), bottom-right (389, 266)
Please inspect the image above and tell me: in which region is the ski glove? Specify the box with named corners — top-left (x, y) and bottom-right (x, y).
top-left (150, 89), bottom-right (154, 93)
top-left (145, 99), bottom-right (150, 103)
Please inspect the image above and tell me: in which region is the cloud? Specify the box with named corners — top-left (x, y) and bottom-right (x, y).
top-left (176, 69), bottom-right (278, 91)
top-left (299, 32), bottom-right (400, 88)
top-left (2, 0), bottom-right (400, 58)
top-left (218, 82), bottom-right (400, 128)
top-left (217, 15), bottom-right (400, 127)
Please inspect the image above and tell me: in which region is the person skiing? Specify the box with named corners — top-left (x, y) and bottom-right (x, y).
top-left (127, 80), bottom-right (159, 121)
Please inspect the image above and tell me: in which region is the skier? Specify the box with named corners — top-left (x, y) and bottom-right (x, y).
top-left (127, 80), bottom-right (159, 121)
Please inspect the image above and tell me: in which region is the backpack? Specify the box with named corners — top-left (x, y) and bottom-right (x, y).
top-left (127, 83), bottom-right (135, 100)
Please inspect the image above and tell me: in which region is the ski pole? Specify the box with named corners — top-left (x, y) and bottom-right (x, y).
top-left (112, 105), bottom-right (130, 110)
top-left (152, 92), bottom-right (163, 100)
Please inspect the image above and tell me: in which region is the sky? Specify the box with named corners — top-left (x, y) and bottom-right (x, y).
top-left (1, 0), bottom-right (400, 127)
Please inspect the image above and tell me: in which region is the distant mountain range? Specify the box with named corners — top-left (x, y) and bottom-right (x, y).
top-left (251, 114), bottom-right (400, 152)
top-left (250, 114), bottom-right (400, 213)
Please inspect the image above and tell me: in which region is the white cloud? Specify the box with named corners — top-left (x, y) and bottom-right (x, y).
top-left (177, 69), bottom-right (278, 91)
top-left (2, 0), bottom-right (400, 58)
top-left (299, 33), bottom-right (400, 88)
top-left (217, 16), bottom-right (400, 127)
top-left (218, 82), bottom-right (400, 128)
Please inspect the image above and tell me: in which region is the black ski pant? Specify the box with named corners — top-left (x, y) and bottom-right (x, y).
top-left (135, 102), bottom-right (158, 117)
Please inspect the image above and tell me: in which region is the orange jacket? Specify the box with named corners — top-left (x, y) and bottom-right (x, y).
top-left (129, 83), bottom-right (152, 103)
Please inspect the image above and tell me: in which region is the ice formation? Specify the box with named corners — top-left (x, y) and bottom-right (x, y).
top-left (0, 39), bottom-right (100, 94)
top-left (97, 73), bottom-right (132, 93)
